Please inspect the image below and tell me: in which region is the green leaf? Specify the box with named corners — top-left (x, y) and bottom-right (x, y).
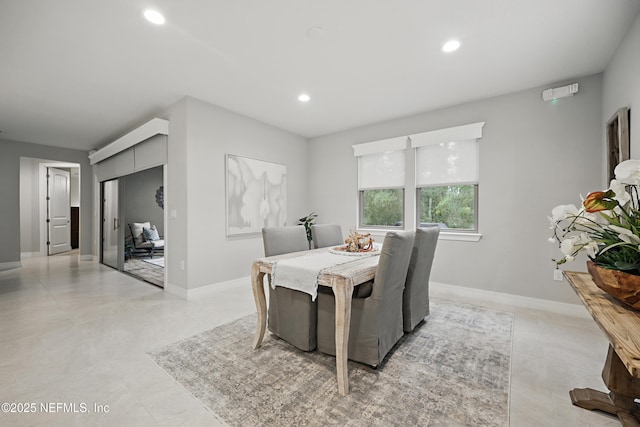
top-left (613, 261), bottom-right (640, 271)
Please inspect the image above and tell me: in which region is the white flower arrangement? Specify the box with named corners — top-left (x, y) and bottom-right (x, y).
top-left (550, 160), bottom-right (640, 274)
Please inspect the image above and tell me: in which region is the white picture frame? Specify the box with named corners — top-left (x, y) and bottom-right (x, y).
top-left (226, 154), bottom-right (287, 236)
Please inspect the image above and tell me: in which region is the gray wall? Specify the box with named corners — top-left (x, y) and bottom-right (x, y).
top-left (70, 169), bottom-right (80, 207)
top-left (122, 166), bottom-right (164, 239)
top-left (164, 98), bottom-right (188, 290)
top-left (0, 139), bottom-right (93, 267)
top-left (308, 74), bottom-right (604, 304)
top-left (162, 96), bottom-right (308, 291)
top-left (603, 12), bottom-right (640, 159)
top-left (19, 157), bottom-right (40, 253)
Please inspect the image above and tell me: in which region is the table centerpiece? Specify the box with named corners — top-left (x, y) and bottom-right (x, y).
top-left (329, 230), bottom-right (381, 256)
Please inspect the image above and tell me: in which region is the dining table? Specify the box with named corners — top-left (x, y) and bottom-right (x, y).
top-left (250, 247), bottom-right (380, 396)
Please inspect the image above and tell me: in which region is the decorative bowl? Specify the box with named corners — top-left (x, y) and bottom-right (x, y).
top-left (587, 260), bottom-right (640, 310)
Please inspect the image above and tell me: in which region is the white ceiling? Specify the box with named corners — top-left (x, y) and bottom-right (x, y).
top-left (1, 0), bottom-right (639, 152)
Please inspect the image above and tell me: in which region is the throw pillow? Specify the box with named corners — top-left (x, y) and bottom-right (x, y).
top-left (143, 225), bottom-right (160, 241)
top-left (130, 222), bottom-right (150, 246)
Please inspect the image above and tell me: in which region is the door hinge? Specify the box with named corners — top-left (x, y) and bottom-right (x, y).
top-left (46, 219), bottom-right (50, 223)
top-left (46, 241), bottom-right (50, 245)
top-left (46, 196), bottom-right (50, 201)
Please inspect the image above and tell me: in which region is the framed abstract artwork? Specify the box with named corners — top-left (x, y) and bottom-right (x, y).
top-left (606, 107), bottom-right (631, 182)
top-left (226, 154), bottom-right (287, 236)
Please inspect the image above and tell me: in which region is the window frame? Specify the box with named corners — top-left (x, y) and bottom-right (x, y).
top-left (352, 122), bottom-right (484, 241)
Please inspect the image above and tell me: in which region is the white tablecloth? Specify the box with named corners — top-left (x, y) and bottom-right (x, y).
top-left (271, 251), bottom-right (369, 301)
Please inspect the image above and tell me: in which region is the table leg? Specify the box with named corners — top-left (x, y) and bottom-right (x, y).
top-left (570, 345), bottom-right (640, 426)
top-left (251, 262), bottom-right (266, 350)
top-left (332, 278), bottom-right (354, 396)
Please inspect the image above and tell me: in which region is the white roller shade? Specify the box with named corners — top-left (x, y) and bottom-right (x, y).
top-left (416, 139), bottom-right (478, 185)
top-left (358, 150), bottom-right (405, 189)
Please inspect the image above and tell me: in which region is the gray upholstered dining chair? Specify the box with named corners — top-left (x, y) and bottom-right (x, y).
top-left (403, 226), bottom-right (439, 332)
top-left (311, 224), bottom-right (344, 249)
top-left (316, 230), bottom-right (415, 367)
top-left (262, 225), bottom-right (317, 351)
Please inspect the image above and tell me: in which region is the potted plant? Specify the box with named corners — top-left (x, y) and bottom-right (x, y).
top-left (124, 242), bottom-right (134, 260)
top-left (549, 159), bottom-right (640, 308)
top-left (298, 212), bottom-right (318, 249)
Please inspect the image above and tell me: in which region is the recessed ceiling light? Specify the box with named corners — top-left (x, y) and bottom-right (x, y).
top-left (298, 94), bottom-right (311, 102)
top-left (442, 39), bottom-right (461, 53)
top-left (144, 10), bottom-right (165, 25)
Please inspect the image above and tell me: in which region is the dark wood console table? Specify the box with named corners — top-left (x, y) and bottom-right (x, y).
top-left (565, 271), bottom-right (640, 426)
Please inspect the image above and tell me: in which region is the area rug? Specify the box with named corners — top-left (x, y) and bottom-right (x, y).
top-left (148, 298), bottom-right (513, 426)
top-left (142, 257), bottom-right (165, 267)
top-left (124, 259), bottom-right (164, 287)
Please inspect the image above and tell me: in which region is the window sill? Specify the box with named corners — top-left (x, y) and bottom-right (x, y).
top-left (439, 231), bottom-right (482, 242)
top-left (358, 228), bottom-right (482, 242)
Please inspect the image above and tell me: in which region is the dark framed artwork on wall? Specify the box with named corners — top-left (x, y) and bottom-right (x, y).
top-left (607, 107), bottom-right (631, 182)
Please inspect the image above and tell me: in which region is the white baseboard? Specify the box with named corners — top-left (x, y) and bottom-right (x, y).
top-left (20, 252), bottom-right (41, 259)
top-left (187, 277), bottom-right (249, 300)
top-left (431, 282), bottom-right (589, 318)
top-left (164, 277), bottom-right (249, 300)
top-left (0, 261), bottom-right (22, 271)
top-left (78, 254), bottom-right (96, 261)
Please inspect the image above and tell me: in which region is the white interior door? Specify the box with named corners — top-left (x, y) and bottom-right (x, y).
top-left (102, 179), bottom-right (120, 269)
top-left (47, 167), bottom-right (71, 255)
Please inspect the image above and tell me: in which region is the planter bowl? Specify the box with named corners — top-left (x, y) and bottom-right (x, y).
top-left (587, 260), bottom-right (640, 310)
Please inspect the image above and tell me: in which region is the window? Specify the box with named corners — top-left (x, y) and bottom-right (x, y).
top-left (418, 185), bottom-right (477, 230)
top-left (360, 188), bottom-right (404, 227)
top-left (354, 137), bottom-right (407, 229)
top-left (414, 138), bottom-right (479, 232)
top-left (353, 122), bottom-right (484, 237)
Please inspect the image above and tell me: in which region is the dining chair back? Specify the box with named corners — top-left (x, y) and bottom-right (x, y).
top-left (262, 225), bottom-right (317, 351)
top-left (403, 226), bottom-right (439, 332)
top-left (263, 225), bottom-right (309, 256)
top-left (311, 224), bottom-right (344, 249)
top-left (316, 230), bottom-right (415, 367)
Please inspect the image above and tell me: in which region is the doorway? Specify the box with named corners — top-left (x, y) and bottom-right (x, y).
top-left (47, 167), bottom-right (72, 255)
top-left (101, 178), bottom-right (121, 269)
top-left (100, 166), bottom-right (165, 288)
top-left (19, 158), bottom-right (80, 259)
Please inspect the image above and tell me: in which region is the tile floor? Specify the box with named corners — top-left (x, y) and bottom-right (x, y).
top-left (0, 252), bottom-right (622, 426)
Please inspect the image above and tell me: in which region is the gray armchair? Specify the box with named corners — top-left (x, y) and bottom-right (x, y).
top-left (311, 224), bottom-right (343, 249)
top-left (262, 225), bottom-right (317, 351)
top-left (316, 230), bottom-right (414, 367)
top-left (403, 227), bottom-right (439, 332)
